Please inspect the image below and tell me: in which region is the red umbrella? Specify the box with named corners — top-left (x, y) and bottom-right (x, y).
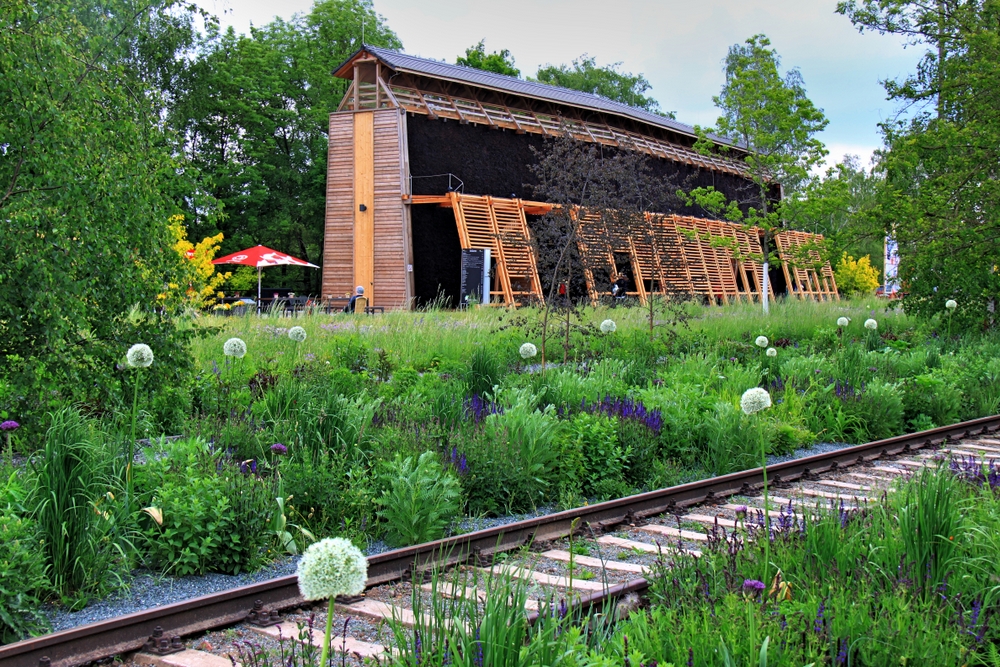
top-left (212, 245), bottom-right (319, 312)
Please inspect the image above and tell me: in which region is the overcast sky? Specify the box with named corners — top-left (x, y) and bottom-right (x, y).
top-left (196, 0), bottom-right (925, 170)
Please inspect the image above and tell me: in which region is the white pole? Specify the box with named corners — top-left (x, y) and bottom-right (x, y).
top-left (257, 266), bottom-right (262, 315)
top-left (762, 262), bottom-right (770, 315)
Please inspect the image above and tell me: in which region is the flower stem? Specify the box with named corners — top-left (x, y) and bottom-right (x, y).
top-left (759, 416), bottom-right (770, 587)
top-left (128, 370), bottom-right (140, 517)
top-left (320, 596), bottom-right (335, 667)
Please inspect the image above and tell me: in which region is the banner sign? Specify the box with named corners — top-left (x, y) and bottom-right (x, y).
top-left (885, 237), bottom-right (900, 296)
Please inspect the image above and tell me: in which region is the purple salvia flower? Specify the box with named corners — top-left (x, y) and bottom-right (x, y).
top-left (814, 599), bottom-right (826, 634)
top-left (414, 630), bottom-right (422, 666)
top-left (474, 626), bottom-right (484, 667)
top-left (836, 638), bottom-right (848, 665)
top-left (687, 647), bottom-right (694, 667)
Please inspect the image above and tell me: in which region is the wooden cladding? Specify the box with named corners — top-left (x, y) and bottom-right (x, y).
top-left (322, 108), bottom-right (412, 308)
top-left (774, 230), bottom-right (839, 301)
top-left (449, 193), bottom-right (544, 306)
top-left (322, 113), bottom-right (355, 301)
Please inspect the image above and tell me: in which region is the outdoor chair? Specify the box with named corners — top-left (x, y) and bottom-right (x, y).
top-left (353, 296), bottom-right (368, 314)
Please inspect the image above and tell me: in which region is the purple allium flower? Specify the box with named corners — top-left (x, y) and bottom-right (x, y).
top-left (270, 443), bottom-right (288, 455)
top-left (0, 420), bottom-right (19, 432)
top-left (742, 579), bottom-right (765, 594)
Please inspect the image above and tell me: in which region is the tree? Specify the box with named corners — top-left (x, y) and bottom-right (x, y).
top-left (0, 0), bottom-right (207, 428)
top-left (535, 55), bottom-right (674, 117)
top-left (168, 0), bottom-right (401, 294)
top-left (456, 40), bottom-right (520, 77)
top-left (684, 35), bottom-right (828, 307)
top-left (783, 155), bottom-right (885, 271)
top-left (838, 1), bottom-right (1000, 326)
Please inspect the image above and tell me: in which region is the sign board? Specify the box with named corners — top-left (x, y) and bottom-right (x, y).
top-left (460, 248), bottom-right (491, 306)
top-left (885, 236), bottom-right (900, 296)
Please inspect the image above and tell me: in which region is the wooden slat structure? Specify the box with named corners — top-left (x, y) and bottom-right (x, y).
top-left (573, 212), bottom-right (783, 305)
top-left (411, 195), bottom-right (836, 306)
top-left (441, 193), bottom-right (544, 306)
top-left (774, 230), bottom-right (839, 301)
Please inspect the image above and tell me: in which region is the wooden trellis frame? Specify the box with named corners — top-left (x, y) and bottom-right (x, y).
top-left (411, 194), bottom-right (837, 307)
top-left (446, 193), bottom-right (545, 306)
top-left (774, 230), bottom-right (839, 301)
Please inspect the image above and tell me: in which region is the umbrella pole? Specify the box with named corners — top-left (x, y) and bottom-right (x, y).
top-left (257, 266), bottom-right (262, 316)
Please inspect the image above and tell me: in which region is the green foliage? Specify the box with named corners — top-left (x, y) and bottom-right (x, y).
top-left (376, 451), bottom-right (461, 547)
top-left (563, 413), bottom-right (630, 500)
top-left (0, 465), bottom-right (48, 643)
top-left (32, 409), bottom-right (125, 602)
top-left (686, 34), bottom-right (828, 263)
top-left (456, 40), bottom-right (520, 77)
top-left (142, 469), bottom-right (273, 576)
top-left (465, 346), bottom-right (505, 398)
top-left (837, 2), bottom-right (1000, 326)
top-left (534, 55), bottom-right (671, 117)
top-left (0, 0), bottom-right (204, 431)
top-left (902, 373), bottom-right (963, 429)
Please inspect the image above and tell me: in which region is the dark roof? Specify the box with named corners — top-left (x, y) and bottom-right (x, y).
top-left (339, 45), bottom-right (740, 150)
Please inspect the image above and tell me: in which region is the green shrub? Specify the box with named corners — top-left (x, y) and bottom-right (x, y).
top-left (843, 379), bottom-right (905, 440)
top-left (280, 452), bottom-right (376, 540)
top-left (142, 469), bottom-right (272, 576)
top-left (376, 451), bottom-right (461, 547)
top-left (564, 413), bottom-right (630, 500)
top-left (902, 373), bottom-right (963, 428)
top-left (0, 486), bottom-right (48, 642)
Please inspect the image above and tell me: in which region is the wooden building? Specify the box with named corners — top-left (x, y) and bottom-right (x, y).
top-left (322, 45), bottom-right (836, 308)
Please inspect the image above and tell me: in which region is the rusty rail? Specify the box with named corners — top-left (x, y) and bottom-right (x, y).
top-left (3, 414), bottom-right (998, 667)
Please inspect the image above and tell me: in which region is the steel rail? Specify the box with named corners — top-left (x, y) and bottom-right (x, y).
top-left (3, 414), bottom-right (998, 667)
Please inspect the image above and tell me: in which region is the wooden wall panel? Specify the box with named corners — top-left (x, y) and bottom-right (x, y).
top-left (353, 112), bottom-right (375, 302)
top-left (322, 113), bottom-right (356, 300)
top-left (371, 108), bottom-right (410, 308)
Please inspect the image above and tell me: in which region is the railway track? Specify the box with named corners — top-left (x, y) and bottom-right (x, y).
top-left (4, 414), bottom-right (1000, 667)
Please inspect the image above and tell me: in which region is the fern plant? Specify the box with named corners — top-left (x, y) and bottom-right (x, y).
top-left (376, 451), bottom-right (461, 547)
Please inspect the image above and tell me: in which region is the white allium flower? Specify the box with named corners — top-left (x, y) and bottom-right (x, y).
top-left (519, 342), bottom-right (537, 359)
top-left (755, 335), bottom-right (769, 348)
top-left (864, 319), bottom-right (878, 331)
top-left (296, 537), bottom-right (368, 601)
top-left (126, 343), bottom-right (154, 368)
top-left (600, 319), bottom-right (617, 334)
top-left (223, 337), bottom-right (247, 358)
top-left (766, 347), bottom-right (777, 358)
top-left (945, 299), bottom-right (958, 310)
top-left (740, 387), bottom-right (772, 415)
top-left (837, 317), bottom-right (850, 327)
top-left (288, 326), bottom-right (307, 343)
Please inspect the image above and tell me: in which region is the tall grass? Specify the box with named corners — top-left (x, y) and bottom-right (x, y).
top-left (32, 408), bottom-right (126, 602)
